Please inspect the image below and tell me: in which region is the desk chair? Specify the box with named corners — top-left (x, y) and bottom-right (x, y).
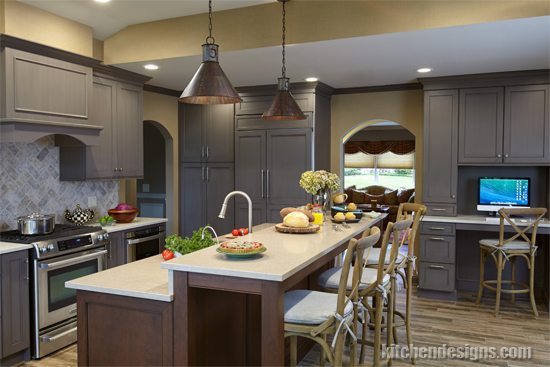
top-left (363, 203), bottom-right (426, 364)
top-left (284, 228), bottom-right (380, 366)
top-left (476, 207), bottom-right (547, 317)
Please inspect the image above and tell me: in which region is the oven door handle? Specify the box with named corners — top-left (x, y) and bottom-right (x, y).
top-left (39, 250), bottom-right (107, 270)
top-left (40, 326), bottom-right (78, 343)
top-left (126, 233), bottom-right (165, 245)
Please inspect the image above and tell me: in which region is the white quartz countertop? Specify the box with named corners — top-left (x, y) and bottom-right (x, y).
top-left (424, 215), bottom-right (550, 227)
top-left (65, 255), bottom-right (172, 302)
top-left (0, 242), bottom-right (32, 255)
top-left (161, 216), bottom-right (385, 282)
top-left (93, 217), bottom-right (167, 233)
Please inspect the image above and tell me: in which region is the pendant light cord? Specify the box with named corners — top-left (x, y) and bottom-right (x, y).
top-left (281, 0), bottom-right (286, 78)
top-left (206, 0), bottom-right (215, 44)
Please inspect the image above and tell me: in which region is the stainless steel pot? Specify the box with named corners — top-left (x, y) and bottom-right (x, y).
top-left (17, 213), bottom-right (55, 235)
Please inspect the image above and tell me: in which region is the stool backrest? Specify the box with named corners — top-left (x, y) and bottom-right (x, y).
top-left (336, 227), bottom-right (381, 316)
top-left (373, 218), bottom-right (413, 287)
top-left (497, 207), bottom-right (547, 248)
top-left (396, 203), bottom-right (427, 258)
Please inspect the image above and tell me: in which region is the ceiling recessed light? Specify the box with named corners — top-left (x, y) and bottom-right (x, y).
top-left (143, 64), bottom-right (159, 71)
top-left (305, 77), bottom-right (318, 82)
top-left (94, 0), bottom-right (111, 3)
top-left (417, 68), bottom-right (432, 73)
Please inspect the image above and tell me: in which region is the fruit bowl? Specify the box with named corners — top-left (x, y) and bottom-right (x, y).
top-left (107, 208), bottom-right (138, 223)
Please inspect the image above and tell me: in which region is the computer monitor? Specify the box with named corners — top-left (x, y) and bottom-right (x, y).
top-left (477, 177), bottom-right (530, 213)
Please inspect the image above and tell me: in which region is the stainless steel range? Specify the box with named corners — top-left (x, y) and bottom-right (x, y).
top-left (0, 224), bottom-right (109, 358)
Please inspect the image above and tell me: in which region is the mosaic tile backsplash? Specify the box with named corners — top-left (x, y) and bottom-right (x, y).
top-left (0, 136), bottom-right (119, 230)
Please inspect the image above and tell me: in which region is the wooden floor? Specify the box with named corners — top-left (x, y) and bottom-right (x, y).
top-left (21, 290), bottom-right (549, 367)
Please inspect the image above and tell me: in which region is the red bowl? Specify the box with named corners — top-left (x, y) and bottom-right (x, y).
top-left (107, 209), bottom-right (138, 223)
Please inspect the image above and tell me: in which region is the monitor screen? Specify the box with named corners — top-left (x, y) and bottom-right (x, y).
top-left (478, 177), bottom-right (530, 207)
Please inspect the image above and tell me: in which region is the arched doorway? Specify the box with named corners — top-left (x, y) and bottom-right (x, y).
top-left (136, 120), bottom-right (175, 233)
top-left (340, 119), bottom-right (417, 213)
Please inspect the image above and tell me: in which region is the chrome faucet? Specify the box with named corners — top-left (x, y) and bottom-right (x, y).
top-left (218, 191), bottom-right (253, 233)
top-left (201, 225), bottom-right (219, 245)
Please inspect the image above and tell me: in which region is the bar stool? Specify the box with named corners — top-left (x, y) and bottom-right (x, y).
top-left (363, 203), bottom-right (426, 364)
top-left (476, 207), bottom-right (547, 317)
top-left (317, 219), bottom-right (413, 366)
top-left (284, 228), bottom-right (381, 366)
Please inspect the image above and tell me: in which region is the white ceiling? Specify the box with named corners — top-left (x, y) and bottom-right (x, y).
top-left (116, 16), bottom-right (550, 90)
top-left (18, 0), bottom-right (274, 40)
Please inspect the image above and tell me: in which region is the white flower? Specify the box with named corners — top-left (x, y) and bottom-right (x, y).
top-left (299, 170), bottom-right (340, 195)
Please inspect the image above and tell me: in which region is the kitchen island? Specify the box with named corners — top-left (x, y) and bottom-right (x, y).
top-left (67, 215), bottom-right (385, 366)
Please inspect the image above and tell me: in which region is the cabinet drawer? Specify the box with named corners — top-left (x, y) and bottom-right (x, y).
top-left (420, 222), bottom-right (455, 236)
top-left (236, 94), bottom-right (313, 115)
top-left (425, 204), bottom-right (456, 216)
top-left (419, 262), bottom-right (456, 292)
top-left (420, 235), bottom-right (456, 263)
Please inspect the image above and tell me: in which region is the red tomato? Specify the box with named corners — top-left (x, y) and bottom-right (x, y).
top-left (162, 249), bottom-right (174, 260)
top-left (242, 228), bottom-right (249, 235)
top-left (232, 229), bottom-right (240, 236)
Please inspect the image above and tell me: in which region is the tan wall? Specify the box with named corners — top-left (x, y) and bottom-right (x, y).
top-left (104, 0), bottom-right (549, 64)
top-left (0, 0), bottom-right (6, 34)
top-left (93, 39), bottom-right (104, 61)
top-left (331, 90), bottom-right (424, 201)
top-left (3, 0), bottom-right (93, 57)
top-left (142, 91), bottom-right (179, 234)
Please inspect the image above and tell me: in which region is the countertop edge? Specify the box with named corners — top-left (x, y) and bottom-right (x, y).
top-left (0, 242), bottom-right (33, 255)
top-left (96, 217), bottom-right (168, 233)
top-left (65, 281), bottom-right (173, 302)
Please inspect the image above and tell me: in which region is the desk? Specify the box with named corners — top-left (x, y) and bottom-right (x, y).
top-left (419, 215), bottom-right (550, 307)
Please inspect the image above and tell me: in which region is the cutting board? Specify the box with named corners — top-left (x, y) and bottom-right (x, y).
top-left (275, 223), bottom-right (320, 234)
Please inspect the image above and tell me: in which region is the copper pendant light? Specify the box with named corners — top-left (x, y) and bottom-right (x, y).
top-left (262, 0), bottom-right (306, 120)
top-left (179, 0), bottom-right (241, 104)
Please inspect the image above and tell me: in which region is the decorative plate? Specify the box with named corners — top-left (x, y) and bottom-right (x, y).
top-left (216, 246), bottom-right (266, 258)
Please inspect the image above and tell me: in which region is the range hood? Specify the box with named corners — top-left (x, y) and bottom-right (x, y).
top-left (0, 118), bottom-right (102, 146)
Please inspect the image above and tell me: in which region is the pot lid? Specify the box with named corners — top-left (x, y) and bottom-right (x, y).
top-left (17, 213), bottom-right (55, 220)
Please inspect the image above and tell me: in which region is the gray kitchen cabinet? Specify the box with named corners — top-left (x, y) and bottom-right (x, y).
top-left (0, 250), bottom-right (30, 359)
top-left (234, 128), bottom-right (312, 227)
top-left (105, 232), bottom-right (125, 269)
top-left (59, 76), bottom-right (144, 180)
top-left (180, 162), bottom-right (235, 237)
top-left (458, 87), bottom-right (504, 164)
top-left (418, 222), bottom-right (456, 293)
top-left (179, 104), bottom-right (234, 163)
top-left (1, 47), bottom-right (92, 125)
top-left (458, 85), bottom-right (550, 165)
top-left (423, 90), bottom-right (458, 214)
top-left (503, 85), bottom-right (550, 164)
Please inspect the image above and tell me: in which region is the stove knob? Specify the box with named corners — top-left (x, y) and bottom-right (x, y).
top-left (40, 246), bottom-right (48, 254)
top-left (47, 243), bottom-right (55, 251)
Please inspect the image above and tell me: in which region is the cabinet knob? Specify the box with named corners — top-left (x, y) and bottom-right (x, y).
top-left (504, 154), bottom-right (509, 158)
top-left (114, 168), bottom-right (118, 172)
top-left (451, 194), bottom-right (456, 199)
top-left (497, 154), bottom-right (502, 158)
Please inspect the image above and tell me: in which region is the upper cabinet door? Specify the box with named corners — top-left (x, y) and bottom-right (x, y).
top-left (205, 163), bottom-right (235, 235)
top-left (205, 104), bottom-right (234, 162)
top-left (86, 77), bottom-right (117, 178)
top-left (116, 82), bottom-right (143, 177)
top-left (266, 129), bottom-right (312, 207)
top-left (503, 85), bottom-right (550, 164)
top-left (179, 162), bottom-right (205, 237)
top-left (458, 87), bottom-right (504, 164)
top-left (235, 131), bottom-right (266, 203)
top-left (423, 90), bottom-right (458, 204)
top-left (179, 104), bottom-right (204, 162)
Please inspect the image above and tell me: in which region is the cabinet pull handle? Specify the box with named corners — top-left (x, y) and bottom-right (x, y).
top-left (261, 169), bottom-right (265, 199)
top-left (206, 167), bottom-right (210, 181)
top-left (266, 169), bottom-right (270, 199)
top-left (108, 241), bottom-right (112, 260)
top-left (24, 258), bottom-right (29, 281)
top-left (429, 227), bottom-right (446, 231)
top-left (432, 208), bottom-right (447, 212)
top-left (430, 237), bottom-right (446, 241)
top-left (206, 146), bottom-right (209, 159)
top-left (201, 146), bottom-right (205, 158)
top-left (202, 167), bottom-right (205, 181)
top-left (428, 265), bottom-right (445, 270)
top-left (120, 167), bottom-right (123, 172)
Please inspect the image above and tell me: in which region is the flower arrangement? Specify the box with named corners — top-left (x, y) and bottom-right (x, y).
top-left (299, 170), bottom-right (340, 195)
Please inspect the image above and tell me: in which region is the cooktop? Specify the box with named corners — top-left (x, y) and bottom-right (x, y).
top-left (0, 224), bottom-right (103, 244)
